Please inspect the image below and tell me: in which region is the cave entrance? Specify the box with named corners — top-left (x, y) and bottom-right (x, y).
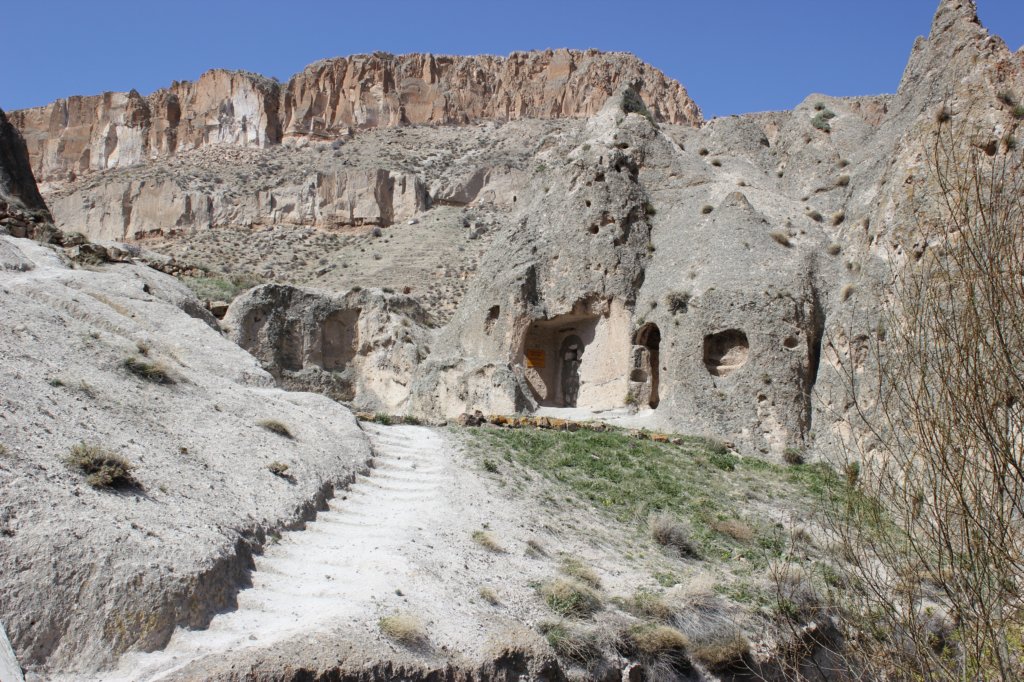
top-left (521, 316), bottom-right (599, 408)
top-left (631, 323), bottom-right (661, 408)
top-left (559, 335), bottom-right (584, 407)
top-left (518, 299), bottom-right (632, 411)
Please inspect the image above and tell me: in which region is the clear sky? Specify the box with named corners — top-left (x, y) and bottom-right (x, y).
top-left (2, 1), bottom-right (1022, 118)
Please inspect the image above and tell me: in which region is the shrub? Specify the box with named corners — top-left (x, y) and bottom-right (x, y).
top-left (807, 209), bottom-right (824, 222)
top-left (827, 243), bottom-right (842, 256)
top-left (258, 419), bottom-right (293, 439)
top-left (560, 557), bottom-right (601, 588)
top-left (998, 91), bottom-right (1017, 107)
top-left (648, 512), bottom-right (698, 558)
top-left (122, 357), bottom-right (174, 384)
top-left (471, 529), bottom-right (505, 553)
top-left (400, 415), bottom-right (422, 425)
top-left (769, 230), bottom-right (792, 247)
top-left (66, 443), bottom-right (137, 488)
top-left (372, 413), bottom-right (393, 425)
top-left (783, 447), bottom-right (805, 465)
top-left (378, 613), bottom-right (428, 647)
top-left (643, 201), bottom-right (657, 216)
top-left (812, 110), bottom-right (836, 132)
top-left (666, 291), bottom-right (691, 314)
top-left (841, 283), bottom-right (856, 301)
top-left (832, 210), bottom-right (846, 226)
top-left (701, 204), bottom-right (713, 215)
top-left (710, 159), bottom-right (722, 167)
top-left (1013, 105), bottom-right (1024, 120)
top-left (267, 461), bottom-right (290, 477)
top-left (621, 88), bottom-right (656, 124)
top-left (837, 174), bottom-right (851, 187)
top-left (541, 578), bottom-right (602, 618)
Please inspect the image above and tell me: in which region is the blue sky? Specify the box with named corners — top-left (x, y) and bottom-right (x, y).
top-left (2, 1), bottom-right (1022, 118)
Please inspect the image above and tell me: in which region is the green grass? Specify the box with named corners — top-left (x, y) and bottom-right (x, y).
top-left (467, 427), bottom-right (845, 566)
top-left (181, 273), bottom-right (261, 302)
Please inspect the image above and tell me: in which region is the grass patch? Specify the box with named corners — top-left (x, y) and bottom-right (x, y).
top-left (466, 427), bottom-right (844, 567)
top-left (560, 557), bottom-right (601, 588)
top-left (66, 442), bottom-right (137, 489)
top-left (541, 578), bottom-right (602, 618)
top-left (620, 588), bottom-right (673, 621)
top-left (258, 419), bottom-right (294, 439)
top-left (181, 273), bottom-right (261, 302)
top-left (122, 357), bottom-right (174, 384)
top-left (378, 613), bottom-right (428, 647)
top-left (471, 529), bottom-right (505, 553)
top-left (538, 621), bottom-right (600, 663)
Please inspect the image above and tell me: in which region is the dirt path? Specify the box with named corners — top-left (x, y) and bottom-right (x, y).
top-left (88, 424), bottom-right (455, 681)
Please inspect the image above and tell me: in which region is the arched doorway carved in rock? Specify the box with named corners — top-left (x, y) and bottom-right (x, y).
top-left (559, 335), bottom-right (584, 407)
top-left (632, 323), bottom-right (661, 408)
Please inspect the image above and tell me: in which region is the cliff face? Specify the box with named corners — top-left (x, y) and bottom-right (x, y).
top-left (12, 50), bottom-right (701, 183)
top-left (0, 108), bottom-right (53, 237)
top-left (0, 109), bottom-right (48, 211)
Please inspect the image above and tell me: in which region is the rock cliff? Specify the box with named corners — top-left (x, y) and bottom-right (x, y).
top-left (12, 50), bottom-right (701, 184)
top-left (0, 108), bottom-right (52, 237)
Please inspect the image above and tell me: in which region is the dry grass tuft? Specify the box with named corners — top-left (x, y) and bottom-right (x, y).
top-left (478, 586), bottom-right (501, 606)
top-left (827, 242), bottom-right (842, 256)
top-left (378, 613), bottom-right (428, 647)
top-left (258, 419), bottom-right (294, 439)
top-left (538, 621), bottom-right (600, 663)
top-left (648, 512), bottom-right (698, 558)
top-left (621, 588), bottom-right (673, 621)
top-left (122, 357), bottom-right (174, 384)
top-left (711, 518), bottom-right (755, 543)
top-left (769, 230), bottom-right (792, 247)
top-left (471, 529), bottom-right (505, 553)
top-left (66, 442), bottom-right (137, 489)
top-left (841, 283), bottom-right (856, 301)
top-left (560, 557), bottom-right (601, 588)
top-left (688, 628), bottom-right (751, 670)
top-left (629, 624), bottom-right (689, 655)
top-left (541, 578), bottom-right (602, 619)
top-left (525, 538), bottom-right (548, 557)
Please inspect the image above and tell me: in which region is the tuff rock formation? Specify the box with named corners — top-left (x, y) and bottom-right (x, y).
top-left (0, 108), bottom-right (53, 239)
top-left (5, 1), bottom-right (1024, 677)
top-left (12, 50), bottom-right (701, 184)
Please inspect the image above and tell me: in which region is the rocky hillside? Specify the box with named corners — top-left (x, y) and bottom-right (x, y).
top-left (11, 49), bottom-right (701, 184)
top-left (10, 0), bottom-right (1023, 461)
top-left (3, 1), bottom-right (1024, 678)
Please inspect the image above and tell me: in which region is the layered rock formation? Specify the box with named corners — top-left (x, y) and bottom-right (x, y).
top-left (224, 284), bottom-right (431, 410)
top-left (12, 50), bottom-right (701, 184)
top-left (47, 164), bottom-right (427, 240)
top-left (0, 108), bottom-right (52, 237)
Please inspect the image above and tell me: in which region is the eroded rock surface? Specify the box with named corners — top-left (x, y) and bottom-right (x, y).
top-left (0, 236), bottom-right (370, 675)
top-left (12, 50), bottom-right (701, 184)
